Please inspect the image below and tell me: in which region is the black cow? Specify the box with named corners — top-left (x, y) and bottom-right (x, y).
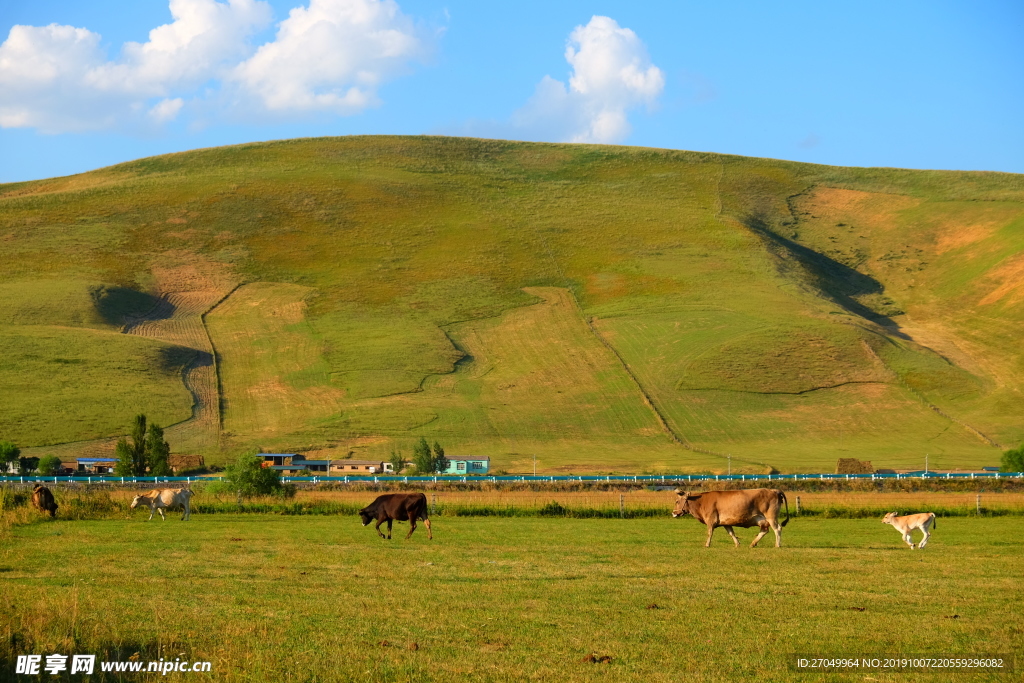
top-left (31, 485), bottom-right (58, 518)
top-left (359, 493), bottom-right (432, 540)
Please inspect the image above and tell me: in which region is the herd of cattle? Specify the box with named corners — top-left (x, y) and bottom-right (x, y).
top-left (26, 485), bottom-right (939, 549)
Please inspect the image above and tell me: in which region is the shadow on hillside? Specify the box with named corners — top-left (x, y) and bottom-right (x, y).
top-left (743, 215), bottom-right (909, 339)
top-left (158, 346), bottom-right (210, 374)
top-left (90, 285), bottom-right (169, 328)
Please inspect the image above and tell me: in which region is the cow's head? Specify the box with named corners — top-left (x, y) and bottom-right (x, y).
top-left (358, 507), bottom-right (372, 526)
top-left (130, 495), bottom-right (143, 510)
top-left (672, 490), bottom-right (698, 518)
top-left (881, 512), bottom-right (899, 525)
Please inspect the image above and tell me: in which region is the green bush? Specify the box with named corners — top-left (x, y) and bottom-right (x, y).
top-left (1000, 444), bottom-right (1024, 473)
top-left (36, 455), bottom-right (61, 475)
top-left (209, 452), bottom-right (294, 502)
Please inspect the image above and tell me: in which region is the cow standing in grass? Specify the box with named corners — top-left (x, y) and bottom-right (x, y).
top-left (130, 488), bottom-right (193, 521)
top-left (672, 488), bottom-right (789, 547)
top-left (882, 511), bottom-right (936, 549)
top-left (31, 485), bottom-right (58, 518)
top-left (359, 493), bottom-right (432, 540)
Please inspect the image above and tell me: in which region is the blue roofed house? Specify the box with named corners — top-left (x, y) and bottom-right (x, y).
top-left (260, 453), bottom-right (329, 473)
top-left (439, 455), bottom-right (490, 475)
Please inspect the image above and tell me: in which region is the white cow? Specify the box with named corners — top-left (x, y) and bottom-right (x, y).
top-left (130, 488), bottom-right (194, 521)
top-left (882, 511), bottom-right (936, 549)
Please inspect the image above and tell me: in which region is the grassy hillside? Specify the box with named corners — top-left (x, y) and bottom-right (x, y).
top-left (1, 136), bottom-right (1021, 472)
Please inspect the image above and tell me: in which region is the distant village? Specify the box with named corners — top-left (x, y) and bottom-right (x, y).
top-left (21, 452), bottom-right (491, 477)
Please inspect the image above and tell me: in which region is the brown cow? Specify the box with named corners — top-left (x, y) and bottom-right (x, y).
top-left (31, 485), bottom-right (58, 518)
top-left (673, 488), bottom-right (789, 547)
top-left (359, 493), bottom-right (432, 540)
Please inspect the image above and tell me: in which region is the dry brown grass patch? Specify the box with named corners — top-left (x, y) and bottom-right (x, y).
top-left (978, 252), bottom-right (1024, 306)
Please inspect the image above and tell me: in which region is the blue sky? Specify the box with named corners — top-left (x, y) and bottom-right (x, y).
top-left (1, 0), bottom-right (1021, 182)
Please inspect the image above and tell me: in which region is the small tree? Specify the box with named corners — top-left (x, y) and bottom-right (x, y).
top-left (18, 456), bottom-right (40, 475)
top-left (413, 437), bottom-right (433, 474)
top-left (1001, 443), bottom-right (1024, 473)
top-left (0, 441), bottom-right (20, 474)
top-left (390, 449), bottom-right (407, 474)
top-left (115, 414), bottom-right (149, 476)
top-left (222, 452), bottom-right (283, 502)
top-left (432, 441), bottom-right (447, 474)
top-left (37, 455), bottom-right (61, 475)
top-left (146, 424), bottom-right (172, 476)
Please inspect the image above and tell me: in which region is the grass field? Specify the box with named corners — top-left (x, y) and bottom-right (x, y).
top-left (1, 511), bottom-right (1021, 682)
top-left (1, 136), bottom-right (1021, 472)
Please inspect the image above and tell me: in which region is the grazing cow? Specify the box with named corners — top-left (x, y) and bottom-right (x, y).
top-left (882, 511), bottom-right (936, 549)
top-left (673, 488), bottom-right (789, 547)
top-left (130, 488), bottom-right (193, 521)
top-left (359, 493), bottom-right (432, 540)
top-left (31, 485), bottom-right (58, 518)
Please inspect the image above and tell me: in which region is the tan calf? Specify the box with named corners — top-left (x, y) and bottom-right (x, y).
top-left (882, 511), bottom-right (936, 549)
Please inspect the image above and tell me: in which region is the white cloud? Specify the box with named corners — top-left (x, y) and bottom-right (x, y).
top-left (150, 97), bottom-right (185, 123)
top-left (232, 0), bottom-right (425, 114)
top-left (0, 0), bottom-right (427, 133)
top-left (512, 16), bottom-right (664, 144)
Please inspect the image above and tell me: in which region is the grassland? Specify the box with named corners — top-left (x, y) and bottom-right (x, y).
top-left (1, 511), bottom-right (1021, 682)
top-left (1, 136), bottom-right (1022, 472)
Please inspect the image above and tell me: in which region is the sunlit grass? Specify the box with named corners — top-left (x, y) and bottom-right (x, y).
top-left (1, 513), bottom-right (1021, 682)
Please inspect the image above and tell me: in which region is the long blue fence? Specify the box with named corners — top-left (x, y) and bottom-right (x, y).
top-left (1, 472), bottom-right (1021, 485)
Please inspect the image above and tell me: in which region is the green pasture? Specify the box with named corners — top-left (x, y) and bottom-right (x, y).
top-left (0, 326), bottom-right (193, 447)
top-left (1, 514), bottom-right (1021, 682)
top-left (0, 137), bottom-right (1021, 470)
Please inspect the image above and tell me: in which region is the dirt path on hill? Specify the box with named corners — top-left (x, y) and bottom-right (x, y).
top-left (120, 258), bottom-right (238, 454)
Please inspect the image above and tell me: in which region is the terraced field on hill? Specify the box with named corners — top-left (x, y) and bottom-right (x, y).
top-left (1, 136), bottom-right (1021, 472)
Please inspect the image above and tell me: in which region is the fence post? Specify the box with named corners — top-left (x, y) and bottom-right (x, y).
top-left (976, 494), bottom-right (981, 516)
top-left (431, 493), bottom-right (437, 516)
top-left (796, 496), bottom-right (801, 516)
top-left (620, 494), bottom-right (625, 519)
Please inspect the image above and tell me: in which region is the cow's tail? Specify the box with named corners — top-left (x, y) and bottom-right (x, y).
top-left (779, 491), bottom-right (790, 527)
top-left (932, 513), bottom-right (936, 529)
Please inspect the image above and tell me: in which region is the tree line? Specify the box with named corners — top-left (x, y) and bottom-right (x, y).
top-left (0, 442), bottom-right (61, 475)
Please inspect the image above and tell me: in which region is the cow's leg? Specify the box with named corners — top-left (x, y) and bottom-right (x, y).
top-left (771, 521), bottom-right (783, 548)
top-left (374, 519), bottom-right (386, 539)
top-left (182, 500), bottom-right (190, 521)
top-left (751, 523), bottom-right (770, 548)
top-left (406, 518), bottom-right (417, 539)
top-left (387, 519), bottom-right (393, 539)
top-left (147, 505), bottom-right (156, 521)
top-left (903, 531), bottom-right (915, 549)
top-left (918, 527), bottom-right (930, 548)
top-left (705, 523), bottom-right (716, 547)
top-left (423, 518), bottom-right (432, 540)
top-left (158, 507), bottom-right (167, 521)
top-left (723, 526), bottom-right (740, 547)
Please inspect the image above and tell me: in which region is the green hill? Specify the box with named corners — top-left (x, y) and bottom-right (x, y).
top-left (1, 136), bottom-right (1021, 473)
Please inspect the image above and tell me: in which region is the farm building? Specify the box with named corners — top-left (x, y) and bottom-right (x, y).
top-left (168, 454), bottom-right (204, 473)
top-left (330, 459), bottom-right (392, 474)
top-left (76, 457), bottom-right (118, 474)
top-left (440, 455), bottom-right (490, 475)
top-left (259, 454), bottom-right (328, 473)
top-left (260, 453), bottom-right (393, 474)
